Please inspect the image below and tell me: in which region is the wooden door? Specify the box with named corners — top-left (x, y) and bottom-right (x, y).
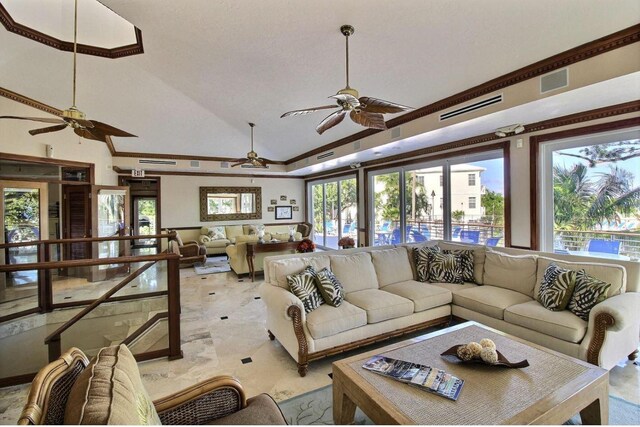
top-left (62, 185), bottom-right (92, 260)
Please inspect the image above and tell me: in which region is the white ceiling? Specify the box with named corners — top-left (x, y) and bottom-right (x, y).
top-left (1, 0), bottom-right (639, 163)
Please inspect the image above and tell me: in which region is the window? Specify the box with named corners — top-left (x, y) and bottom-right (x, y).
top-left (308, 176), bottom-right (357, 249)
top-left (468, 173), bottom-right (476, 186)
top-left (538, 127), bottom-right (640, 260)
top-left (368, 145), bottom-right (507, 246)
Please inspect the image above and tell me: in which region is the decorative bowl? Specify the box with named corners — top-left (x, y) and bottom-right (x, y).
top-left (440, 344), bottom-right (529, 368)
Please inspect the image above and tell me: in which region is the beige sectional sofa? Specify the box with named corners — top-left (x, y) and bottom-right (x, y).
top-left (259, 241), bottom-right (640, 376)
top-left (199, 223), bottom-right (312, 256)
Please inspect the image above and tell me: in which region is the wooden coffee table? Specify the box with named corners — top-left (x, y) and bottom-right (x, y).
top-left (333, 322), bottom-right (608, 425)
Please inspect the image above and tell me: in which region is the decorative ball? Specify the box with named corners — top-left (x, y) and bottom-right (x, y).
top-left (456, 345), bottom-right (474, 361)
top-left (480, 338), bottom-right (496, 350)
top-left (467, 342), bottom-right (483, 358)
top-left (480, 347), bottom-right (499, 364)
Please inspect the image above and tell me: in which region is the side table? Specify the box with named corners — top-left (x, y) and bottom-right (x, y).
top-left (246, 240), bottom-right (300, 281)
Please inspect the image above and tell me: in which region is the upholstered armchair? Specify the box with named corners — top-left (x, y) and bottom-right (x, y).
top-left (18, 346), bottom-right (287, 425)
top-left (169, 231), bottom-right (206, 266)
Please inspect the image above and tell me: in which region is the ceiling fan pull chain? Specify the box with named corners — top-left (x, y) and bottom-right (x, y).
top-left (72, 0), bottom-right (78, 108)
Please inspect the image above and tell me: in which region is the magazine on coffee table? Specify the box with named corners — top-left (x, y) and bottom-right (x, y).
top-left (362, 355), bottom-right (464, 401)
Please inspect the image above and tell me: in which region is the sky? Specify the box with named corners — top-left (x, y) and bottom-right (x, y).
top-left (475, 158), bottom-right (504, 194)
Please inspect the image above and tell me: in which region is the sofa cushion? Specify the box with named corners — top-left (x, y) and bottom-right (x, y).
top-left (345, 289), bottom-right (414, 323)
top-left (453, 285), bottom-right (532, 320)
top-left (269, 256), bottom-right (331, 289)
top-left (505, 301), bottom-right (588, 343)
top-left (315, 268), bottom-right (345, 307)
top-left (209, 394), bottom-right (287, 425)
top-left (203, 239), bottom-right (231, 248)
top-left (427, 251), bottom-right (463, 284)
top-left (243, 224), bottom-right (258, 235)
top-left (306, 301), bottom-right (367, 339)
top-left (207, 226), bottom-right (227, 240)
top-left (430, 282), bottom-right (478, 296)
top-left (537, 263), bottom-right (577, 311)
top-left (567, 270), bottom-right (612, 321)
top-left (371, 248), bottom-right (413, 286)
top-left (535, 256), bottom-right (625, 297)
top-left (444, 249), bottom-right (475, 283)
top-left (381, 280), bottom-right (452, 312)
top-left (287, 266), bottom-right (324, 313)
top-left (438, 241), bottom-right (486, 284)
top-left (225, 225), bottom-right (244, 241)
top-left (330, 253), bottom-right (379, 293)
top-left (413, 246), bottom-right (438, 282)
top-left (401, 241), bottom-right (438, 279)
top-left (65, 345), bottom-right (161, 425)
top-left (483, 251), bottom-right (537, 297)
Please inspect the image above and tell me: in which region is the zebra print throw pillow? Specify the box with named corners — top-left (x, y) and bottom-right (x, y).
top-left (287, 266), bottom-right (324, 313)
top-left (413, 246), bottom-right (440, 282)
top-left (537, 263), bottom-right (577, 311)
top-left (315, 268), bottom-right (345, 307)
top-left (427, 251), bottom-right (464, 284)
top-left (567, 270), bottom-right (611, 321)
top-left (442, 249), bottom-right (475, 283)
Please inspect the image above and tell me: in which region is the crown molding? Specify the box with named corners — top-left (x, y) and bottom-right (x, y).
top-left (0, 4), bottom-right (144, 59)
top-left (113, 151), bottom-right (286, 165)
top-left (0, 86), bottom-right (62, 116)
top-left (285, 23), bottom-right (640, 166)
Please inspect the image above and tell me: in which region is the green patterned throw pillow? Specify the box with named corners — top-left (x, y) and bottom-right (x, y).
top-left (537, 263), bottom-right (577, 311)
top-left (414, 246), bottom-right (439, 282)
top-left (315, 268), bottom-right (345, 307)
top-left (568, 270), bottom-right (611, 321)
top-left (287, 266), bottom-right (324, 313)
top-left (427, 251), bottom-right (463, 284)
top-left (443, 249), bottom-right (475, 283)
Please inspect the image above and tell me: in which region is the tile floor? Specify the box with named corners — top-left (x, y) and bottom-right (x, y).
top-left (0, 267), bottom-right (638, 424)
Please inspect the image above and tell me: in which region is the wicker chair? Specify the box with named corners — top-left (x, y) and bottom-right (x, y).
top-left (18, 347), bottom-right (287, 425)
top-left (169, 231), bottom-right (207, 267)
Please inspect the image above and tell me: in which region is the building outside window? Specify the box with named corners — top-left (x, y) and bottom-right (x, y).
top-left (469, 196), bottom-right (476, 209)
top-left (468, 173), bottom-right (476, 186)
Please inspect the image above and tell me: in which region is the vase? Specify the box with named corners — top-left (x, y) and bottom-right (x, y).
top-left (341, 245), bottom-right (354, 249)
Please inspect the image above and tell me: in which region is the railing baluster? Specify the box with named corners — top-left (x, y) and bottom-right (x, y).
top-left (167, 255), bottom-right (183, 360)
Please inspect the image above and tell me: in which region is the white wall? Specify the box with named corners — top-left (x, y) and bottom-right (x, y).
top-left (0, 97), bottom-right (117, 185)
top-left (160, 174), bottom-right (305, 228)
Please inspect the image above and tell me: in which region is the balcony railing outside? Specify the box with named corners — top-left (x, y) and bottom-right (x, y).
top-left (554, 229), bottom-right (640, 261)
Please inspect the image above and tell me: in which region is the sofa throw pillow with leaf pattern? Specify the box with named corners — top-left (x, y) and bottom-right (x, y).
top-left (567, 270), bottom-right (611, 321)
top-left (427, 251), bottom-right (464, 284)
top-left (537, 263), bottom-right (577, 311)
top-left (414, 246), bottom-right (439, 282)
top-left (315, 268), bottom-right (345, 307)
top-left (208, 226), bottom-right (226, 240)
top-left (442, 249), bottom-right (475, 283)
top-left (287, 266), bottom-right (324, 313)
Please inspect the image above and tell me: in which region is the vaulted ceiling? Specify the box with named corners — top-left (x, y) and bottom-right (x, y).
top-left (1, 0), bottom-right (639, 164)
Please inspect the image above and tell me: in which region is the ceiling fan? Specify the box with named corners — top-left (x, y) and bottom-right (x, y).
top-left (0, 0), bottom-right (136, 143)
top-left (281, 25), bottom-right (412, 135)
top-left (231, 123), bottom-right (273, 168)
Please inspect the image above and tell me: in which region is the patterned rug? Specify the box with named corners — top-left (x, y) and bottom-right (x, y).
top-left (193, 256), bottom-right (231, 275)
top-left (278, 384), bottom-right (640, 425)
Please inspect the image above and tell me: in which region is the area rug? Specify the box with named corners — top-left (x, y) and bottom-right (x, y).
top-left (278, 384), bottom-right (639, 425)
top-left (193, 256), bottom-right (231, 275)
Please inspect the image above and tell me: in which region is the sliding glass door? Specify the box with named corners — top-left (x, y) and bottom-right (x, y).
top-left (308, 176), bottom-right (357, 249)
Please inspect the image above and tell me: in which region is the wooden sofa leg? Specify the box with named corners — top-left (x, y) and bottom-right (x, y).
top-left (629, 350), bottom-right (639, 361)
top-left (587, 312), bottom-right (615, 365)
top-left (287, 305), bottom-right (310, 377)
top-left (267, 330), bottom-right (275, 341)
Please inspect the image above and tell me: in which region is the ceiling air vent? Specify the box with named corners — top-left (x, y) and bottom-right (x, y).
top-left (390, 127), bottom-right (401, 140)
top-left (439, 94), bottom-right (503, 121)
top-left (190, 160), bottom-right (200, 168)
top-left (540, 68), bottom-right (568, 94)
top-left (138, 159), bottom-right (177, 166)
top-left (353, 141), bottom-right (361, 150)
top-left (220, 161), bottom-right (230, 168)
top-left (241, 164), bottom-right (269, 169)
top-left (317, 151), bottom-right (334, 160)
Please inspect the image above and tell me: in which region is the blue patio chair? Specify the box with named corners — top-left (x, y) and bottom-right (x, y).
top-left (390, 228), bottom-right (402, 245)
top-left (380, 221), bottom-right (391, 232)
top-left (410, 229), bottom-right (428, 242)
top-left (325, 221), bottom-right (335, 235)
top-left (587, 239), bottom-right (621, 254)
top-left (460, 230), bottom-right (480, 244)
top-left (485, 236), bottom-right (501, 247)
top-left (343, 223), bottom-right (351, 234)
top-left (452, 227), bottom-right (462, 239)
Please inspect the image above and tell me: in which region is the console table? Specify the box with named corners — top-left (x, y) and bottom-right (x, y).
top-left (246, 241), bottom-right (299, 281)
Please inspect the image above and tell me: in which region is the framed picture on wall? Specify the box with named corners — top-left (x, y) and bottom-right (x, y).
top-left (267, 206), bottom-right (275, 212)
top-left (275, 205), bottom-right (292, 220)
top-left (290, 199), bottom-right (296, 205)
top-left (280, 195), bottom-right (287, 201)
top-left (270, 199), bottom-right (277, 205)
top-left (293, 206), bottom-right (300, 211)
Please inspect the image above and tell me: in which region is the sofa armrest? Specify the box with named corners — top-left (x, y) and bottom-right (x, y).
top-left (589, 292), bottom-right (640, 333)
top-left (226, 244), bottom-right (238, 258)
top-left (200, 235), bottom-right (212, 244)
top-left (259, 282), bottom-right (305, 322)
top-left (180, 242), bottom-right (201, 258)
top-left (154, 375), bottom-right (247, 424)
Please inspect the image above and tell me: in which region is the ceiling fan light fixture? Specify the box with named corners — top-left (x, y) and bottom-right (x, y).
top-left (495, 123), bottom-right (525, 137)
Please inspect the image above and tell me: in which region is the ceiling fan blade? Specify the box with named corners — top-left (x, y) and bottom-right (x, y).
top-left (358, 97), bottom-right (412, 114)
top-left (316, 110), bottom-right (347, 135)
top-left (74, 127), bottom-right (108, 143)
top-left (330, 94), bottom-right (360, 108)
top-left (251, 158), bottom-right (269, 168)
top-left (63, 117), bottom-right (95, 129)
top-left (257, 157), bottom-right (275, 164)
top-left (0, 115), bottom-right (65, 124)
top-left (88, 120), bottom-right (136, 137)
top-left (28, 124), bottom-right (68, 136)
top-left (281, 105), bottom-right (337, 118)
top-left (349, 110), bottom-right (386, 130)
top-left (231, 160), bottom-right (249, 167)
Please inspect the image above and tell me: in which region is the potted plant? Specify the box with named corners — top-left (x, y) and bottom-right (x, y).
top-left (338, 236), bottom-right (355, 249)
top-left (296, 238), bottom-right (316, 253)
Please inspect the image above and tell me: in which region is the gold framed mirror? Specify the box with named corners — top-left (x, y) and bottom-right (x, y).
top-left (199, 186), bottom-right (262, 221)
